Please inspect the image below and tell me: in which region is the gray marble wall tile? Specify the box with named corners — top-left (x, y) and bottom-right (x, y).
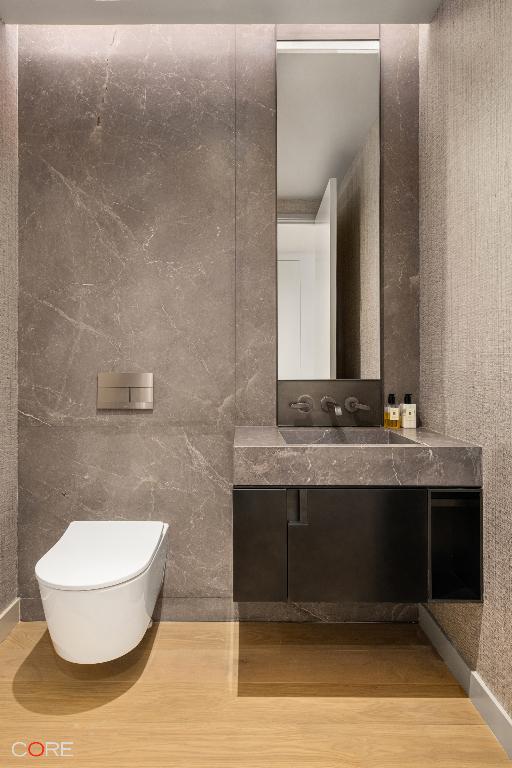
top-left (234, 601), bottom-right (417, 623)
top-left (19, 25), bottom-right (236, 431)
top-left (18, 24), bottom-right (277, 615)
top-left (234, 25), bottom-right (277, 426)
top-left (157, 599), bottom-right (417, 622)
top-left (21, 596), bottom-right (417, 623)
top-left (380, 25), bottom-right (420, 405)
top-left (18, 25), bottom-right (237, 604)
top-left (0, 24), bottom-right (18, 614)
top-left (18, 424), bottom-right (233, 599)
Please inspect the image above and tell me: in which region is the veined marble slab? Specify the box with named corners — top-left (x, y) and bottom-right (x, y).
top-left (234, 427), bottom-right (482, 487)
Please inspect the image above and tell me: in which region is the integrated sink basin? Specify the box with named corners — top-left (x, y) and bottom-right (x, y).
top-left (233, 426), bottom-right (482, 487)
top-left (278, 427), bottom-right (415, 445)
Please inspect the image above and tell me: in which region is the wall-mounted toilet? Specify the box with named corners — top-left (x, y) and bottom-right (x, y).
top-left (35, 521), bottom-right (169, 664)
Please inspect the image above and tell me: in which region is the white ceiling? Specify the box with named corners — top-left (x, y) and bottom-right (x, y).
top-left (278, 51), bottom-right (380, 201)
top-left (0, 0), bottom-right (442, 25)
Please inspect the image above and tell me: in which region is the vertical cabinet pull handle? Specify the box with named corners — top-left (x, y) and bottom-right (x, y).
top-left (287, 489), bottom-right (308, 526)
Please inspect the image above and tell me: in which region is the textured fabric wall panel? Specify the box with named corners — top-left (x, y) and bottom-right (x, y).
top-left (0, 24), bottom-right (18, 613)
top-left (420, 0), bottom-right (512, 715)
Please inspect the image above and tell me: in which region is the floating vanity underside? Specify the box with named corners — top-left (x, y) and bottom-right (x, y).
top-left (233, 428), bottom-right (482, 605)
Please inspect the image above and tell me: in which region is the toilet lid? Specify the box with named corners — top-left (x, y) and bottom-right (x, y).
top-left (35, 521), bottom-right (166, 591)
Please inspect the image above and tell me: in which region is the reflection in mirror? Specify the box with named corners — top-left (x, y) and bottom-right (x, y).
top-left (277, 39), bottom-right (381, 381)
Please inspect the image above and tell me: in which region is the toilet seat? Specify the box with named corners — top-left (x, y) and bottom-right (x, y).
top-left (35, 521), bottom-right (165, 591)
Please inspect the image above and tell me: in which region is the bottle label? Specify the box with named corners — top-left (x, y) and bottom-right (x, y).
top-left (388, 407), bottom-right (400, 420)
top-left (402, 406), bottom-right (417, 428)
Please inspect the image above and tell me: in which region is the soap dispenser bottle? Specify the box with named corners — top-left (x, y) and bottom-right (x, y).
top-left (400, 393), bottom-right (417, 429)
top-left (384, 394), bottom-right (400, 429)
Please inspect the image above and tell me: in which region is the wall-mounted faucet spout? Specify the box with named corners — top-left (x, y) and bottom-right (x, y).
top-left (321, 396), bottom-right (342, 418)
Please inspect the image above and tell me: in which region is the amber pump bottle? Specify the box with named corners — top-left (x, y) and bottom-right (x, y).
top-left (384, 393), bottom-right (401, 429)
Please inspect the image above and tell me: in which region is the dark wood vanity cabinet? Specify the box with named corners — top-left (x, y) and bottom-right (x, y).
top-left (233, 487), bottom-right (482, 603)
top-left (288, 489), bottom-right (427, 602)
top-left (232, 489), bottom-right (288, 602)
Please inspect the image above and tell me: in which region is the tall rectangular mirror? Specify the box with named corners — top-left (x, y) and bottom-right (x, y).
top-left (277, 39), bottom-right (381, 381)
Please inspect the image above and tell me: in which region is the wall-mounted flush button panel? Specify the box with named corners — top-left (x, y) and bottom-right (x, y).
top-left (97, 373), bottom-right (153, 410)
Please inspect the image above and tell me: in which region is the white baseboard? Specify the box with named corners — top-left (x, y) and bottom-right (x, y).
top-left (419, 604), bottom-right (512, 759)
top-left (418, 604), bottom-right (472, 692)
top-left (470, 672), bottom-right (512, 759)
top-left (0, 598), bottom-right (19, 644)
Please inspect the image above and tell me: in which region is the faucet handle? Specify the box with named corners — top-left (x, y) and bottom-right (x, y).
top-left (344, 396), bottom-right (371, 413)
top-left (289, 395), bottom-right (314, 414)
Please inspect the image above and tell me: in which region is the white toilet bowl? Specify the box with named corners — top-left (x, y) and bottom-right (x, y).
top-left (35, 521), bottom-right (169, 664)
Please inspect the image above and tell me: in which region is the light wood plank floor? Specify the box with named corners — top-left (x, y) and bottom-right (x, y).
top-left (0, 621), bottom-right (508, 767)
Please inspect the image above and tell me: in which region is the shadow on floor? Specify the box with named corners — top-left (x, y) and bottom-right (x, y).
top-left (12, 624), bottom-right (157, 715)
top-left (237, 622), bottom-right (467, 698)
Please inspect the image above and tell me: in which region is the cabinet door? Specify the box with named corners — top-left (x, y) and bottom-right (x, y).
top-left (288, 489), bottom-right (428, 602)
top-left (233, 489), bottom-right (288, 602)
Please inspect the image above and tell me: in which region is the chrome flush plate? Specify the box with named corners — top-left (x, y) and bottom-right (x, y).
top-left (97, 372), bottom-right (153, 410)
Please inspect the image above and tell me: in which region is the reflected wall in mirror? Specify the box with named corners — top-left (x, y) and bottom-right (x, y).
top-left (277, 39), bottom-right (381, 381)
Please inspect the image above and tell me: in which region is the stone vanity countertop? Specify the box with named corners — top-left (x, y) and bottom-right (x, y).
top-left (233, 427), bottom-right (482, 487)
